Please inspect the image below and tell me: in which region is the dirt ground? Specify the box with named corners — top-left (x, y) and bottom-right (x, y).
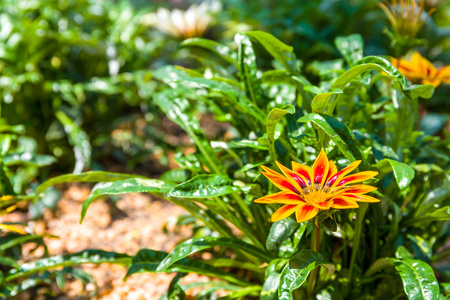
top-left (2, 184), bottom-right (214, 299)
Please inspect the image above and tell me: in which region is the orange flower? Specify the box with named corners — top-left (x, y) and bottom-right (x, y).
top-left (391, 52), bottom-right (450, 87)
top-left (255, 150), bottom-right (379, 223)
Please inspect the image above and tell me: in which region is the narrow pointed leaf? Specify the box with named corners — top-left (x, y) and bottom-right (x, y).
top-left (157, 237), bottom-right (272, 272)
top-left (5, 250), bottom-right (130, 282)
top-left (169, 175), bottom-right (239, 198)
top-left (267, 105), bottom-right (295, 142)
top-left (181, 38), bottom-right (238, 67)
top-left (245, 31), bottom-right (297, 73)
top-left (298, 113), bottom-right (364, 164)
top-left (34, 171), bottom-right (147, 199)
top-left (126, 249), bottom-right (249, 286)
top-left (235, 33), bottom-right (262, 106)
top-left (81, 178), bottom-right (175, 222)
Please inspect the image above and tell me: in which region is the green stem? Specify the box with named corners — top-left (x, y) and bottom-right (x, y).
top-left (307, 221), bottom-right (321, 298)
top-left (349, 204), bottom-right (368, 281)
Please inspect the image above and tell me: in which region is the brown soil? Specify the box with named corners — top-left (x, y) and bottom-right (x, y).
top-left (1, 184), bottom-right (213, 299)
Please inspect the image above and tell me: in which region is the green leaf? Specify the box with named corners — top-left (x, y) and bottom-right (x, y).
top-left (298, 113), bottom-right (364, 164)
top-left (266, 105), bottom-right (295, 142)
top-left (390, 258), bottom-right (440, 300)
top-left (173, 77), bottom-right (265, 125)
top-left (154, 89), bottom-right (226, 174)
top-left (375, 159), bottom-right (415, 190)
top-left (217, 285), bottom-right (261, 299)
top-left (126, 249), bottom-right (249, 286)
top-left (311, 56), bottom-right (434, 114)
top-left (81, 178), bottom-right (175, 222)
top-left (235, 33), bottom-right (263, 106)
top-left (0, 135), bottom-right (12, 157)
top-left (266, 217), bottom-right (298, 251)
top-left (261, 272), bottom-right (281, 300)
top-left (181, 38), bottom-right (238, 68)
top-left (278, 250), bottom-right (334, 300)
top-left (157, 237), bottom-right (271, 272)
top-left (34, 171), bottom-right (147, 200)
top-left (55, 111), bottom-right (92, 173)
top-left (2, 153), bottom-right (56, 167)
top-left (407, 235), bottom-right (432, 263)
top-left (5, 250), bottom-right (130, 282)
top-left (412, 206), bottom-right (450, 223)
top-left (335, 34), bottom-right (364, 66)
top-left (169, 175), bottom-right (239, 198)
top-left (160, 169), bottom-right (191, 183)
top-left (245, 31), bottom-right (297, 73)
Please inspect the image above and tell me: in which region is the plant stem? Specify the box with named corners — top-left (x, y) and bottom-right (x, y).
top-left (349, 204), bottom-right (368, 281)
top-left (307, 221), bottom-right (321, 298)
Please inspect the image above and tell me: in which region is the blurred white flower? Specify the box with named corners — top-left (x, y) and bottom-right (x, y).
top-left (143, 0), bottom-right (222, 39)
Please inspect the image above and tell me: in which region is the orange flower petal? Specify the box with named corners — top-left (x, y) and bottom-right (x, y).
top-left (312, 201), bottom-right (333, 210)
top-left (295, 203), bottom-right (318, 223)
top-left (327, 160), bottom-right (338, 181)
top-left (436, 66), bottom-right (450, 84)
top-left (271, 204), bottom-right (297, 222)
top-left (291, 161), bottom-right (313, 185)
top-left (261, 166), bottom-right (301, 194)
top-left (336, 171), bottom-right (378, 187)
top-left (343, 185), bottom-right (378, 194)
top-left (275, 161), bottom-right (308, 190)
top-left (254, 191), bottom-right (306, 204)
top-left (326, 160), bottom-right (361, 188)
top-left (345, 194), bottom-right (380, 203)
top-left (312, 149), bottom-right (329, 187)
top-left (331, 197), bottom-right (359, 209)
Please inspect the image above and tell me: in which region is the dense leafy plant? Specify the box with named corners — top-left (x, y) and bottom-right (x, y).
top-left (3, 30), bottom-right (448, 299)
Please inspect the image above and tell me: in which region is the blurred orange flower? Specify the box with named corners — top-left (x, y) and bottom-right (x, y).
top-left (391, 52), bottom-right (450, 87)
top-left (255, 150), bottom-right (379, 223)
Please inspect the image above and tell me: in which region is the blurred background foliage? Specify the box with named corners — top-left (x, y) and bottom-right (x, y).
top-left (1, 0), bottom-right (448, 178)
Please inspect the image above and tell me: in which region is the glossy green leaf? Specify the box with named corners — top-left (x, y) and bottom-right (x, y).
top-left (311, 56), bottom-right (434, 114)
top-left (55, 111), bottom-right (92, 174)
top-left (169, 175), bottom-right (239, 198)
top-left (231, 140), bottom-right (270, 150)
top-left (261, 272), bottom-right (281, 300)
top-left (390, 258), bottom-right (440, 300)
top-left (298, 113), bottom-right (364, 164)
top-left (126, 249), bottom-right (249, 286)
top-left (163, 272), bottom-right (186, 300)
top-left (235, 33), bottom-right (263, 106)
top-left (420, 113), bottom-right (448, 136)
top-left (267, 105), bottom-right (295, 142)
top-left (34, 171), bottom-right (147, 199)
top-left (335, 34), bottom-right (364, 66)
top-left (245, 31), bottom-right (297, 73)
top-left (81, 178), bottom-right (175, 222)
top-left (266, 217), bottom-right (298, 251)
top-left (375, 159), bottom-right (415, 190)
top-left (407, 235), bottom-right (432, 263)
top-left (278, 250), bottom-right (334, 300)
top-left (5, 250), bottom-right (130, 282)
top-left (181, 38), bottom-right (238, 67)
top-left (157, 237), bottom-right (271, 272)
